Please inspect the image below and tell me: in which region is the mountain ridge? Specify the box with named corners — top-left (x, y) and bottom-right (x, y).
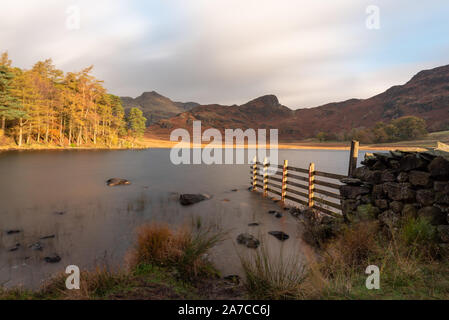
top-left (144, 64), bottom-right (449, 141)
top-left (120, 91), bottom-right (199, 125)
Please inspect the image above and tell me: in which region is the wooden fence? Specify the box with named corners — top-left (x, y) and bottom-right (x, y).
top-left (250, 141), bottom-right (359, 217)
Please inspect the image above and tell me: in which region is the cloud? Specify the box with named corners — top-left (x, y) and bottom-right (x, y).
top-left (0, 0), bottom-right (448, 108)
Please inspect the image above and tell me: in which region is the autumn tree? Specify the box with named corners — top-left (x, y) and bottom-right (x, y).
top-left (0, 52), bottom-right (134, 148)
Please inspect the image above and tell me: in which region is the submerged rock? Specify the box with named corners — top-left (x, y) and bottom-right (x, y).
top-left (106, 178), bottom-right (131, 187)
top-left (44, 254), bottom-right (61, 264)
top-left (40, 235), bottom-right (56, 240)
top-left (179, 194), bottom-right (210, 206)
top-left (268, 231), bottom-right (290, 241)
top-left (29, 242), bottom-right (43, 251)
top-left (9, 243), bottom-right (20, 252)
top-left (6, 230), bottom-right (21, 235)
top-left (248, 223), bottom-right (260, 227)
top-left (237, 233), bottom-right (260, 249)
top-left (290, 207), bottom-right (302, 217)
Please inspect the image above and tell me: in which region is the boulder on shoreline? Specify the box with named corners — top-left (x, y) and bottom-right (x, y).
top-left (106, 178), bottom-right (131, 187)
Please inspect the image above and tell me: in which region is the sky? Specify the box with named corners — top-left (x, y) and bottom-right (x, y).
top-left (1, 0), bottom-right (448, 109)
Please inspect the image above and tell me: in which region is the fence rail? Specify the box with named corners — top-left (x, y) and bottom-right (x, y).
top-left (249, 141), bottom-right (360, 217)
top-left (250, 157), bottom-right (350, 217)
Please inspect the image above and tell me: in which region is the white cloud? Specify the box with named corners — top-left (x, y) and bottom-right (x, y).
top-left (0, 0), bottom-right (447, 108)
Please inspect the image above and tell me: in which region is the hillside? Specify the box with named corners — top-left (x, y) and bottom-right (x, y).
top-left (146, 64), bottom-right (449, 141)
top-left (121, 91), bottom-right (199, 125)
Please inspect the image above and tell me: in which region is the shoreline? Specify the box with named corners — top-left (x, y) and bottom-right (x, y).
top-left (0, 142), bottom-right (429, 152)
top-left (2, 136), bottom-right (440, 152)
top-left (142, 137), bottom-right (429, 152)
top-left (0, 145), bottom-right (149, 152)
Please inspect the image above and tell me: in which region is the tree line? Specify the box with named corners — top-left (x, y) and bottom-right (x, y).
top-left (316, 116), bottom-right (428, 144)
top-left (0, 52), bottom-right (146, 148)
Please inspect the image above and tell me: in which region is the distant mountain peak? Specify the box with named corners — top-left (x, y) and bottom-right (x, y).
top-left (244, 94), bottom-right (280, 108)
top-left (139, 91), bottom-right (166, 99)
top-left (120, 91), bottom-right (199, 126)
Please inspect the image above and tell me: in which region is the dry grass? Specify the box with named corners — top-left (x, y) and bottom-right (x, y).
top-left (239, 244), bottom-right (306, 300)
top-left (38, 268), bottom-right (132, 300)
top-left (130, 223), bottom-right (226, 280)
top-left (322, 222), bottom-right (381, 270)
top-left (299, 219), bottom-right (449, 300)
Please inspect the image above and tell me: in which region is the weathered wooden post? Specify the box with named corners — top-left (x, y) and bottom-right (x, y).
top-left (281, 160), bottom-right (288, 203)
top-left (308, 162), bottom-right (315, 208)
top-left (348, 140), bottom-right (360, 177)
top-left (263, 157), bottom-right (269, 197)
top-left (252, 155), bottom-right (258, 191)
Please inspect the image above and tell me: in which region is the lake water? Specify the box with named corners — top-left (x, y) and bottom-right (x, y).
top-left (0, 148), bottom-right (374, 289)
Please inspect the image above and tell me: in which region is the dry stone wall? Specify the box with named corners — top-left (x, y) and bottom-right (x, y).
top-left (339, 151), bottom-right (449, 244)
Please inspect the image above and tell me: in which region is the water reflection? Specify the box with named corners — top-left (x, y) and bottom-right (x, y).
top-left (0, 148), bottom-right (373, 288)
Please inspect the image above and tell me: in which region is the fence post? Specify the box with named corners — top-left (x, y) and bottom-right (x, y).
top-left (308, 162), bottom-right (315, 208)
top-left (348, 140), bottom-right (359, 177)
top-left (252, 156), bottom-right (257, 191)
top-left (263, 157), bottom-right (269, 197)
top-left (281, 160), bottom-right (288, 203)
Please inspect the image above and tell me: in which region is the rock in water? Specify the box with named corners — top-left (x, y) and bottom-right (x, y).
top-left (6, 230), bottom-right (21, 235)
top-left (237, 233), bottom-right (260, 249)
top-left (269, 231), bottom-right (290, 241)
top-left (44, 255), bottom-right (61, 264)
top-left (179, 194), bottom-right (210, 206)
top-left (29, 242), bottom-right (43, 251)
top-left (248, 223), bottom-right (260, 227)
top-left (40, 235), bottom-right (56, 240)
top-left (106, 178), bottom-right (131, 187)
top-left (9, 243), bottom-right (20, 252)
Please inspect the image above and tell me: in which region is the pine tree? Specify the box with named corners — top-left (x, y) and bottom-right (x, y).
top-left (0, 65), bottom-right (24, 136)
top-left (127, 107), bottom-right (147, 141)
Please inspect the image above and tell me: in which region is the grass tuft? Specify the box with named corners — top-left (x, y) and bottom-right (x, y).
top-left (131, 223), bottom-right (225, 280)
top-left (240, 245), bottom-right (306, 300)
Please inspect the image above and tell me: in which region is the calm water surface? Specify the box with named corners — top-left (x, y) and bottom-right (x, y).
top-left (0, 148), bottom-right (374, 288)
